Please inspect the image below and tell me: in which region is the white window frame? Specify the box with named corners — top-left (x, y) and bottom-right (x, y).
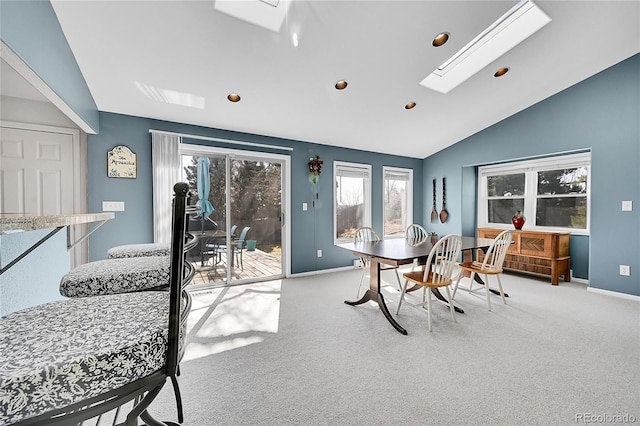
top-left (382, 166), bottom-right (413, 239)
top-left (334, 161), bottom-right (372, 244)
top-left (478, 152), bottom-right (591, 235)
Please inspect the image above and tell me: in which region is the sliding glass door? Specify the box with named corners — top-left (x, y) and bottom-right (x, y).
top-left (181, 144), bottom-right (286, 287)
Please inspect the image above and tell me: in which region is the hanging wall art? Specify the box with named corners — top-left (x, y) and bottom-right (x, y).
top-left (107, 145), bottom-right (137, 178)
top-left (308, 155), bottom-right (323, 207)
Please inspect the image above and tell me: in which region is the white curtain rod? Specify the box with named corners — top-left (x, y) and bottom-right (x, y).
top-left (148, 129), bottom-right (293, 152)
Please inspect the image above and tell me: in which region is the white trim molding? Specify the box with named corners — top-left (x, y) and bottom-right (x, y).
top-left (1, 40), bottom-right (96, 134)
top-left (587, 287), bottom-right (640, 302)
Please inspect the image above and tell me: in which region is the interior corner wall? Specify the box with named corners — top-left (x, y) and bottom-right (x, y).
top-left (87, 112), bottom-right (424, 274)
top-left (0, 1), bottom-right (99, 133)
top-left (422, 53), bottom-right (639, 296)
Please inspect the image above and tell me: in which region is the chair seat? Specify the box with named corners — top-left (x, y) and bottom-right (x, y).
top-left (458, 261), bottom-right (503, 275)
top-left (107, 243), bottom-right (171, 258)
top-left (403, 270), bottom-right (452, 288)
top-left (60, 256), bottom-right (170, 297)
top-left (0, 291), bottom-right (175, 425)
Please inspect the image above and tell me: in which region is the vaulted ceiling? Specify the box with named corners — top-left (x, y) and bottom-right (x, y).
top-left (20, 1), bottom-right (640, 158)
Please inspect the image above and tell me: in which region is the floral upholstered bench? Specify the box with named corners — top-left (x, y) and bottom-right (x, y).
top-left (107, 243), bottom-right (171, 258)
top-left (0, 183), bottom-right (195, 426)
top-left (60, 255), bottom-right (171, 297)
top-left (0, 291), bottom-right (174, 425)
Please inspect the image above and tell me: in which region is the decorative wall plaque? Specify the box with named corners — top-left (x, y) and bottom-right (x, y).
top-left (107, 145), bottom-right (137, 178)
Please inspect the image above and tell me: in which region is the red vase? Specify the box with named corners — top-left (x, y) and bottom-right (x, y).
top-left (512, 211), bottom-right (525, 230)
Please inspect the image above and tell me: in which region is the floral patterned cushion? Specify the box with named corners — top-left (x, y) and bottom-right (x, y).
top-left (107, 243), bottom-right (171, 258)
top-left (0, 291), bottom-right (171, 425)
top-left (60, 256), bottom-right (170, 297)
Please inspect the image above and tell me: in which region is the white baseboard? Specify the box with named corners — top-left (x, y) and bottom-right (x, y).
top-left (571, 276), bottom-right (588, 285)
top-left (289, 265), bottom-right (355, 278)
top-left (587, 286), bottom-right (640, 302)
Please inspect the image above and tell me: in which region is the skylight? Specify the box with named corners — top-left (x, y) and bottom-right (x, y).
top-left (420, 0), bottom-right (551, 94)
top-left (214, 0), bottom-right (291, 32)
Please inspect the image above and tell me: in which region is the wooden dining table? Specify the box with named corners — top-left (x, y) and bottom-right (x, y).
top-left (337, 236), bottom-right (496, 335)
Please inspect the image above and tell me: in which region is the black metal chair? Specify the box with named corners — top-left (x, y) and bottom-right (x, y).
top-left (0, 182), bottom-right (196, 425)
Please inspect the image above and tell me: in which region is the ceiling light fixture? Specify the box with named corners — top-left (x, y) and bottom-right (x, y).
top-left (335, 80), bottom-right (348, 90)
top-left (494, 67), bottom-right (510, 77)
top-left (432, 32), bottom-right (450, 47)
top-left (405, 102), bottom-right (416, 110)
top-left (419, 0), bottom-right (551, 94)
top-left (227, 93), bottom-right (241, 102)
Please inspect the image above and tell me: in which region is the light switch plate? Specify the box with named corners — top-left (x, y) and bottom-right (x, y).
top-left (102, 201), bottom-right (125, 211)
top-left (302, 202), bottom-right (308, 211)
top-left (622, 200), bottom-right (633, 211)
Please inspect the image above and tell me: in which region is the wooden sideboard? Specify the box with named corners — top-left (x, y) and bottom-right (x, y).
top-left (477, 228), bottom-right (571, 285)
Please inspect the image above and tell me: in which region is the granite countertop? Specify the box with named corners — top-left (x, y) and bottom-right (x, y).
top-left (0, 213), bottom-right (115, 234)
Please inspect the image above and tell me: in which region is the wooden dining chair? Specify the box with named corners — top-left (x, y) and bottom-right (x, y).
top-left (405, 223), bottom-right (429, 263)
top-left (354, 227), bottom-right (402, 297)
top-left (396, 234), bottom-right (462, 332)
top-left (452, 230), bottom-right (512, 311)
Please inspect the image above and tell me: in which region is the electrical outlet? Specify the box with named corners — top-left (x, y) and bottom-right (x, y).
top-left (622, 200), bottom-right (633, 211)
top-left (317, 249), bottom-right (322, 258)
top-left (619, 265), bottom-right (630, 276)
top-left (353, 259), bottom-right (363, 268)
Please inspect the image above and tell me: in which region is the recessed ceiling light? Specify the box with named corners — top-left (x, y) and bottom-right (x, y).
top-left (335, 80), bottom-right (348, 90)
top-left (432, 32), bottom-right (450, 47)
top-left (227, 93), bottom-right (241, 102)
top-left (405, 102), bottom-right (416, 110)
top-left (494, 67), bottom-right (510, 77)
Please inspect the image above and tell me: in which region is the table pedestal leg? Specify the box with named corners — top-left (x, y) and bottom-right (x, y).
top-left (344, 259), bottom-right (408, 335)
top-left (344, 290), bottom-right (407, 335)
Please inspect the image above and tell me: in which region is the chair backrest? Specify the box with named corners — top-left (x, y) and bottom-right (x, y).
top-left (167, 182), bottom-right (196, 374)
top-left (230, 224), bottom-right (238, 237)
top-left (422, 234), bottom-right (462, 285)
top-left (354, 227), bottom-right (381, 243)
top-left (236, 226), bottom-right (251, 248)
top-left (405, 224), bottom-right (428, 246)
top-left (480, 230), bottom-right (513, 272)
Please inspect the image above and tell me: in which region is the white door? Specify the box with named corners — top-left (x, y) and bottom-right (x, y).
top-left (0, 123), bottom-right (85, 265)
top-left (0, 126), bottom-right (74, 214)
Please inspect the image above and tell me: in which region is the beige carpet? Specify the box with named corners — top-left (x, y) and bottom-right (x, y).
top-left (146, 269), bottom-right (639, 426)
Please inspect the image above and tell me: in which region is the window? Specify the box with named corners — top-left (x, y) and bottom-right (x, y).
top-left (383, 167), bottom-right (413, 238)
top-left (334, 161), bottom-right (371, 243)
top-left (478, 152), bottom-right (590, 234)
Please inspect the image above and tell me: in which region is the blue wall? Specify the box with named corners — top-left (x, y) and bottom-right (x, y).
top-left (0, 0), bottom-right (99, 133)
top-left (87, 113), bottom-right (424, 273)
top-left (423, 54), bottom-right (639, 296)
top-left (2, 1), bottom-right (637, 295)
top-left (0, 229), bottom-right (68, 315)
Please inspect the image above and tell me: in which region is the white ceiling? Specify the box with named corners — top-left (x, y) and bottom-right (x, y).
top-left (20, 1), bottom-right (640, 158)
